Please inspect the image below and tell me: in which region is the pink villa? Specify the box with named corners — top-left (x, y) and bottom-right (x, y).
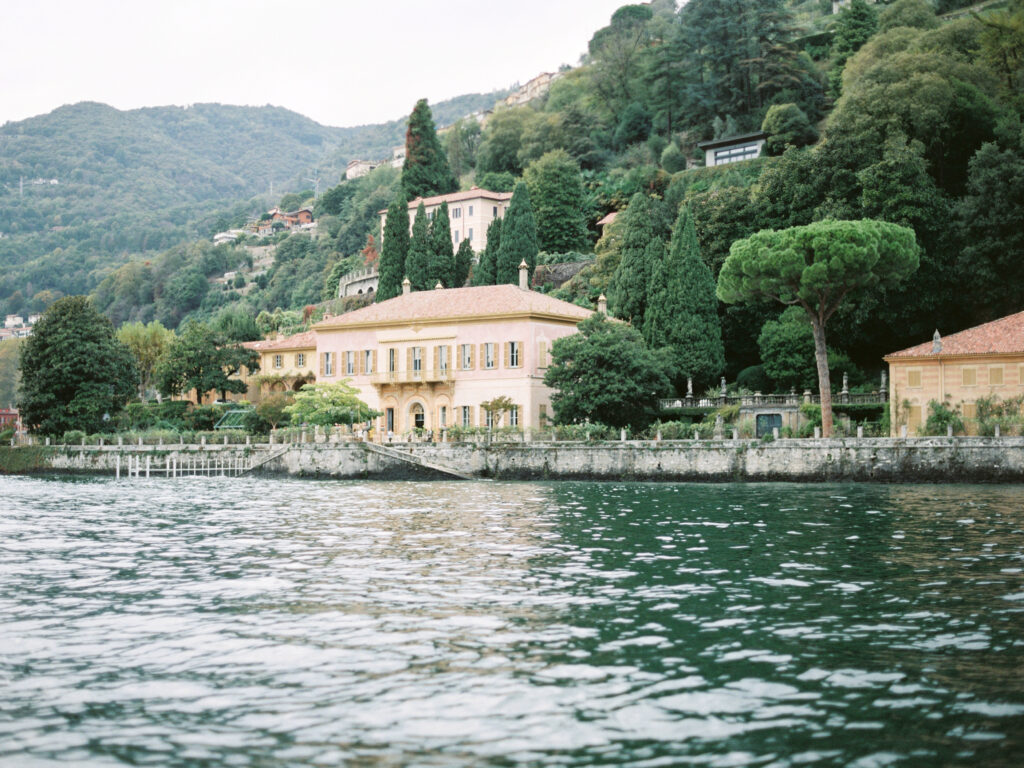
top-left (312, 266), bottom-right (593, 435)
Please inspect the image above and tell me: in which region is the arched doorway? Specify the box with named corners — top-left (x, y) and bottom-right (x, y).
top-left (409, 402), bottom-right (426, 430)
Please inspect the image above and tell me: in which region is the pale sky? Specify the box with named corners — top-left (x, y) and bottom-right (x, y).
top-left (1, 0), bottom-right (628, 128)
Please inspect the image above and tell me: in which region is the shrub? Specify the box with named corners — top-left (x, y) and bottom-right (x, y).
top-left (0, 428), bottom-right (13, 443)
top-left (921, 398), bottom-right (964, 436)
top-left (975, 394), bottom-right (1024, 436)
top-left (737, 365), bottom-right (772, 393)
top-left (62, 430), bottom-right (86, 444)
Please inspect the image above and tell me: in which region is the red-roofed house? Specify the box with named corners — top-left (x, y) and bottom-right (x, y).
top-left (312, 269), bottom-right (594, 436)
top-left (241, 331), bottom-right (318, 401)
top-left (379, 187), bottom-right (513, 254)
top-left (883, 310), bottom-right (1024, 434)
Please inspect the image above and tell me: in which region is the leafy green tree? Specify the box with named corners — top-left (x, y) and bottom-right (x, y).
top-left (156, 267), bottom-right (207, 328)
top-left (454, 238), bottom-right (474, 288)
top-left (614, 102), bottom-right (653, 149)
top-left (718, 219), bottom-right (919, 436)
top-left (757, 307), bottom-right (818, 390)
top-left (284, 381), bottom-right (380, 426)
top-left (476, 108), bottom-right (536, 176)
top-left (19, 296), bottom-right (138, 435)
top-left (762, 104), bottom-right (818, 155)
top-left (405, 203), bottom-right (433, 291)
top-left (153, 321), bottom-right (259, 404)
top-left (443, 118), bottom-right (481, 179)
top-left (829, 0), bottom-right (878, 97)
top-left (878, 0), bottom-right (938, 33)
top-left (255, 392), bottom-right (293, 430)
top-left (116, 320), bottom-right (174, 400)
top-left (0, 337), bottom-right (22, 408)
top-left (472, 218), bottom-right (501, 286)
top-left (607, 192), bottom-right (657, 326)
top-left (660, 142), bottom-right (687, 172)
top-left (476, 171), bottom-right (517, 192)
top-left (428, 201), bottom-right (455, 287)
top-left (210, 305), bottom-right (261, 341)
top-left (543, 313), bottom-right (674, 431)
top-left (643, 206), bottom-right (724, 391)
top-left (401, 99), bottom-right (457, 199)
top-left (955, 137), bottom-right (1024, 322)
top-left (496, 183), bottom-right (539, 285)
top-left (480, 396), bottom-right (515, 428)
top-left (522, 150), bottom-right (589, 253)
top-left (587, 4), bottom-right (654, 114)
top-left (378, 194), bottom-right (409, 302)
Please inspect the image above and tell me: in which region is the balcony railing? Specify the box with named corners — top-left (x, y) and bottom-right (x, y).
top-left (370, 368), bottom-right (453, 385)
top-left (659, 390), bottom-right (888, 411)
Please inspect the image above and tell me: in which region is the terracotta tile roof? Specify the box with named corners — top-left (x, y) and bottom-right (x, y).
top-left (243, 330), bottom-right (317, 352)
top-left (597, 211), bottom-right (618, 227)
top-left (885, 310), bottom-right (1024, 359)
top-left (315, 285), bottom-right (594, 329)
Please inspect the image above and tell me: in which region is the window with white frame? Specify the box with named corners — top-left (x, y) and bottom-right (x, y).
top-left (468, 205), bottom-right (473, 216)
top-left (439, 406), bottom-right (447, 427)
top-left (452, 207), bottom-right (461, 218)
top-left (324, 352), bottom-right (334, 376)
top-left (509, 341), bottom-right (520, 367)
top-left (461, 406), bottom-right (471, 426)
top-left (364, 349), bottom-right (373, 374)
top-left (485, 342), bottom-right (495, 369)
top-left (388, 348), bottom-right (396, 372)
top-left (273, 354), bottom-right (283, 369)
top-left (468, 227), bottom-right (473, 242)
top-left (345, 350), bottom-right (355, 375)
top-left (439, 345), bottom-right (448, 372)
top-left (454, 230), bottom-right (460, 244)
top-left (461, 343), bottom-right (472, 369)
top-left (295, 353), bottom-right (305, 367)
top-left (509, 405), bottom-right (519, 427)
top-left (412, 346), bottom-right (422, 372)
top-left (485, 409), bottom-right (494, 428)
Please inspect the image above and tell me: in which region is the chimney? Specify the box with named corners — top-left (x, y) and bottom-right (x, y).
top-left (932, 329), bottom-right (942, 354)
top-left (518, 260), bottom-right (529, 290)
top-left (435, 281), bottom-right (444, 290)
top-left (402, 276), bottom-right (411, 295)
top-left (597, 294), bottom-right (607, 314)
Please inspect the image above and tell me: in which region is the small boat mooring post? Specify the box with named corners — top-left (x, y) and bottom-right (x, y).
top-left (115, 454), bottom-right (120, 480)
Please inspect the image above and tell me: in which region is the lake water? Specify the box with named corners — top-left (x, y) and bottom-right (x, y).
top-left (1, 476), bottom-right (1023, 767)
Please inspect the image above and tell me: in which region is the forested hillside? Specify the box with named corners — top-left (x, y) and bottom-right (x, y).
top-left (0, 91), bottom-right (507, 317)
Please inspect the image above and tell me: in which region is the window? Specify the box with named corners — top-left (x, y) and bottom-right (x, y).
top-left (412, 346), bottom-right (422, 372)
top-left (454, 230), bottom-right (460, 244)
top-left (509, 405), bottom-right (519, 427)
top-left (485, 409), bottom-right (494, 428)
top-left (386, 408), bottom-right (394, 433)
top-left (509, 341), bottom-right (520, 368)
top-left (461, 343), bottom-right (473, 370)
top-left (908, 404), bottom-right (922, 433)
top-left (364, 350), bottom-right (373, 374)
top-left (907, 369), bottom-right (921, 388)
top-left (273, 354), bottom-right (283, 369)
top-left (713, 143), bottom-right (761, 165)
top-left (452, 207), bottom-right (461, 219)
top-left (439, 406), bottom-right (447, 427)
top-left (411, 404), bottom-right (425, 429)
top-left (468, 227), bottom-right (473, 242)
top-left (345, 350), bottom-right (355, 376)
top-left (461, 406), bottom-right (471, 426)
top-left (962, 367), bottom-right (977, 387)
top-left (539, 404), bottom-right (547, 425)
top-left (439, 345), bottom-right (448, 372)
top-left (323, 351), bottom-right (334, 377)
top-left (538, 341), bottom-right (549, 368)
top-left (493, 206), bottom-right (498, 217)
top-left (484, 342), bottom-right (495, 369)
top-left (468, 205), bottom-right (473, 216)
top-left (295, 353), bottom-right (305, 368)
top-left (962, 402), bottom-right (977, 420)
top-left (388, 348), bottom-right (396, 373)
top-left (990, 366), bottom-right (1004, 386)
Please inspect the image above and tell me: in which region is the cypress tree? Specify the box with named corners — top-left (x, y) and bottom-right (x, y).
top-left (428, 201), bottom-right (455, 287)
top-left (472, 218), bottom-right (502, 286)
top-left (454, 237), bottom-right (474, 287)
top-left (401, 99), bottom-right (458, 200)
top-left (377, 194), bottom-right (409, 302)
top-left (607, 192), bottom-right (657, 327)
top-left (496, 183), bottom-right (539, 286)
top-left (406, 203), bottom-right (432, 291)
top-left (522, 149), bottom-right (589, 253)
top-left (641, 240), bottom-right (669, 347)
top-left (646, 205), bottom-right (725, 391)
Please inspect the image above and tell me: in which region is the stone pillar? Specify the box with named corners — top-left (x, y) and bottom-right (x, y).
top-left (597, 294), bottom-right (607, 314)
top-left (99, 438), bottom-right (104, 447)
top-left (814, 426), bottom-right (821, 439)
top-left (804, 390), bottom-right (812, 404)
top-left (620, 428), bottom-right (627, 442)
top-left (201, 436), bottom-right (206, 446)
top-left (732, 428), bottom-right (738, 440)
top-left (881, 370), bottom-right (888, 400)
top-left (693, 429), bottom-right (700, 441)
top-left (138, 437), bottom-right (143, 446)
top-left (995, 424), bottom-right (1001, 438)
top-left (857, 425), bottom-right (864, 438)
top-left (773, 427), bottom-right (780, 440)
top-left (518, 260), bottom-right (529, 290)
top-left (45, 437), bottom-right (50, 446)
top-left (841, 372), bottom-right (849, 403)
top-left (246, 435), bottom-right (251, 446)
top-left (714, 415), bottom-right (724, 440)
top-left (118, 436), bottom-right (123, 446)
top-left (720, 377), bottom-right (727, 399)
top-left (223, 436), bottom-right (228, 445)
top-left (901, 425), bottom-right (908, 438)
top-left (947, 424), bottom-right (953, 437)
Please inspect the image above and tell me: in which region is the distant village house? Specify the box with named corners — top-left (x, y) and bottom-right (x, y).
top-left (378, 187), bottom-right (513, 253)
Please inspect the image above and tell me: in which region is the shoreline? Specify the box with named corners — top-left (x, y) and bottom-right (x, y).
top-left (3, 436), bottom-right (1024, 484)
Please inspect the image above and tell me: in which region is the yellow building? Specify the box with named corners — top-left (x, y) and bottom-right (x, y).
top-left (312, 271), bottom-right (593, 436)
top-left (241, 331), bottom-right (317, 402)
top-left (884, 311), bottom-right (1024, 435)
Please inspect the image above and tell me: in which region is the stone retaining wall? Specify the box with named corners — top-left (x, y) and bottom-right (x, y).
top-left (10, 437), bottom-right (1024, 483)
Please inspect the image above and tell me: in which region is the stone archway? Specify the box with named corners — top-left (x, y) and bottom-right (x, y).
top-left (408, 401), bottom-right (426, 431)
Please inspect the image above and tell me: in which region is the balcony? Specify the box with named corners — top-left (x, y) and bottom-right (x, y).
top-left (371, 368), bottom-right (454, 386)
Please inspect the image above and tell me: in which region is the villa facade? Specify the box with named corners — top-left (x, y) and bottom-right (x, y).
top-left (379, 187), bottom-right (512, 254)
top-left (312, 272), bottom-right (592, 435)
top-left (884, 311), bottom-right (1024, 435)
top-left (240, 331), bottom-right (318, 402)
